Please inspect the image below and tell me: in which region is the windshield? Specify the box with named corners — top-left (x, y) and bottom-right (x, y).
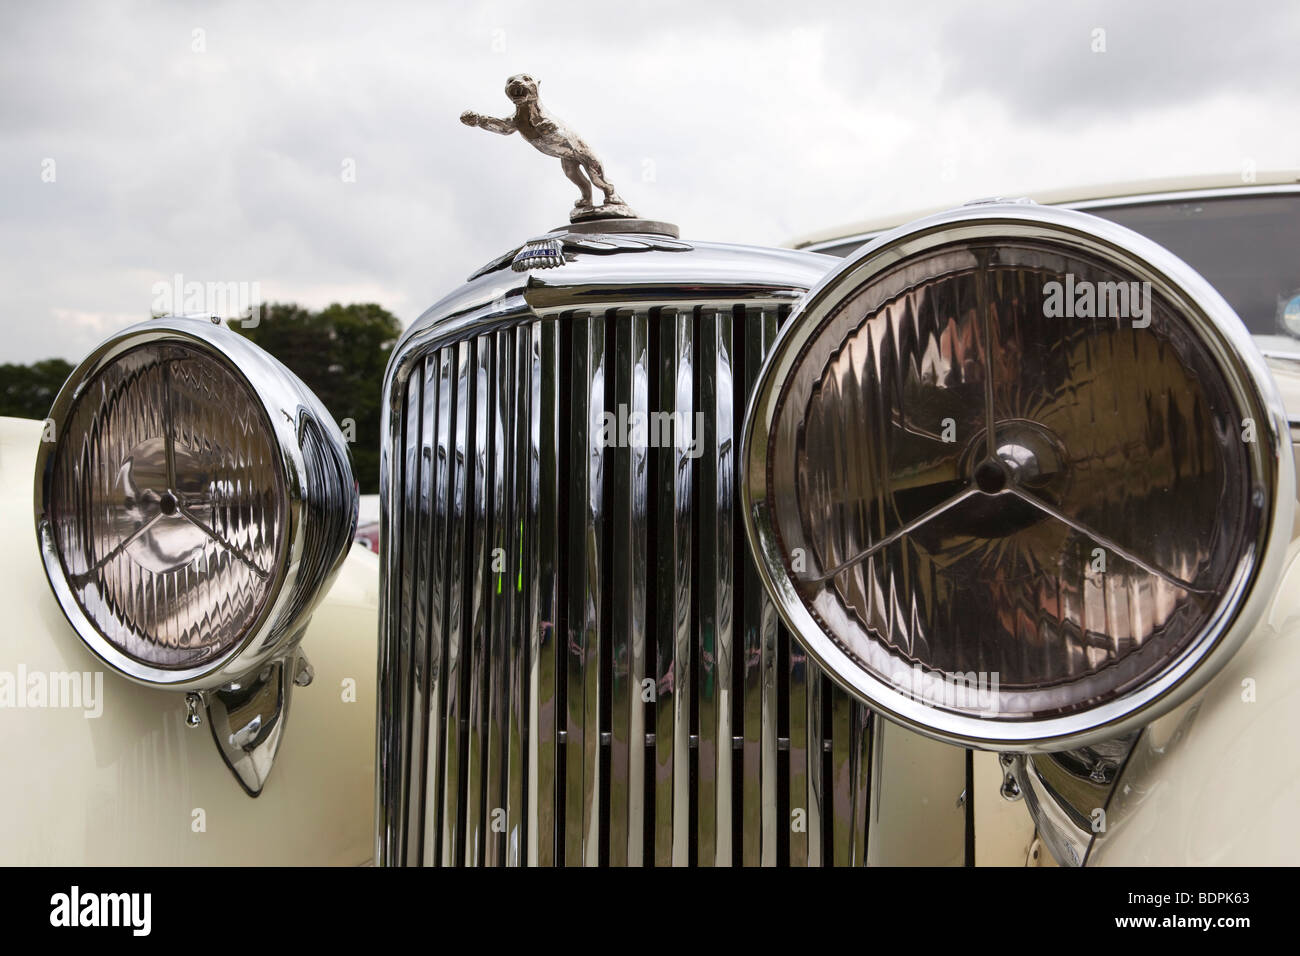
top-left (814, 190), bottom-right (1300, 337)
top-left (1079, 191), bottom-right (1300, 337)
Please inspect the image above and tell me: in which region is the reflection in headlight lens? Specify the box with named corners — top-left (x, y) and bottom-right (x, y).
top-left (49, 342), bottom-right (285, 669)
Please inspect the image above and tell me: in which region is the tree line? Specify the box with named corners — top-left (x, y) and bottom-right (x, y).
top-left (0, 302), bottom-right (400, 494)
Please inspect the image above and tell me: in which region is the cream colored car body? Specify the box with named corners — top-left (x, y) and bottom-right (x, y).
top-left (0, 416), bottom-right (378, 865)
top-left (1088, 535), bottom-right (1300, 865)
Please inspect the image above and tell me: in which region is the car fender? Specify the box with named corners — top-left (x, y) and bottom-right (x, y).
top-left (1089, 536), bottom-right (1300, 865)
top-left (0, 416), bottom-right (378, 865)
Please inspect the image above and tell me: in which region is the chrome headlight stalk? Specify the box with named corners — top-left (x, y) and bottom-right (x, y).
top-left (741, 201), bottom-right (1295, 752)
top-left (1006, 730), bottom-right (1142, 866)
top-left (34, 316), bottom-right (358, 793)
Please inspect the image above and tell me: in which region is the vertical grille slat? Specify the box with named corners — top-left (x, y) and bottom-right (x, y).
top-left (565, 313), bottom-right (605, 866)
top-left (420, 346), bottom-right (455, 866)
top-left (380, 295), bottom-right (873, 867)
top-left (484, 328), bottom-right (513, 866)
top-left (393, 360), bottom-right (422, 863)
top-left (402, 357), bottom-right (433, 865)
top-left (787, 639), bottom-right (825, 866)
top-left (653, 307), bottom-right (692, 867)
top-left (740, 306), bottom-right (782, 867)
top-left (438, 340), bottom-right (471, 866)
top-left (504, 326), bottom-right (532, 866)
top-left (527, 320), bottom-right (560, 866)
top-left (463, 336), bottom-right (493, 866)
top-left (851, 699), bottom-right (872, 862)
top-left (831, 686), bottom-right (870, 865)
top-left (698, 307), bottom-right (735, 866)
top-left (608, 309), bottom-right (650, 866)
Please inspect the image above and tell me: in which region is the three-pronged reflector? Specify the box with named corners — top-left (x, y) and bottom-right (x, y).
top-left (47, 341), bottom-right (285, 669)
top-left (786, 240), bottom-right (1252, 720)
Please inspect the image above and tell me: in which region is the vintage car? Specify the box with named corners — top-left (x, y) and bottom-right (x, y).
top-left (6, 80), bottom-right (1298, 866)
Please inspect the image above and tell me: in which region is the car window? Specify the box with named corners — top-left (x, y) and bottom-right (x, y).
top-left (811, 191), bottom-right (1300, 337)
top-left (1084, 192), bottom-right (1300, 336)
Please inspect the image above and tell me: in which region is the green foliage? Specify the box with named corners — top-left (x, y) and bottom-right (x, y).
top-left (0, 303), bottom-right (396, 494)
top-left (0, 358), bottom-right (74, 421)
top-left (230, 302), bottom-right (400, 493)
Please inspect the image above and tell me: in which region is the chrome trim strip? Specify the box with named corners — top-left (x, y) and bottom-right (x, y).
top-left (1064, 182), bottom-right (1300, 213)
top-left (1256, 337), bottom-right (1300, 364)
top-left (799, 183), bottom-right (1300, 255)
top-left (388, 242), bottom-right (830, 366)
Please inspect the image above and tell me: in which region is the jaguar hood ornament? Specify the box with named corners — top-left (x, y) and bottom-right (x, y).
top-left (460, 74), bottom-right (638, 223)
top-left (460, 74), bottom-right (682, 279)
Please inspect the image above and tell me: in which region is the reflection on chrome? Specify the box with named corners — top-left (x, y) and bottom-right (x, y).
top-left (375, 243), bottom-right (876, 865)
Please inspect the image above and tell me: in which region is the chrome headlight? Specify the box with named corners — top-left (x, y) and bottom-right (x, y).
top-left (742, 202), bottom-right (1294, 750)
top-left (34, 317), bottom-right (358, 691)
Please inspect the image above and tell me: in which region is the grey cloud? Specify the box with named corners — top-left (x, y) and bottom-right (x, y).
top-left (1, 0), bottom-right (1296, 366)
top-left (929, 0), bottom-right (1300, 122)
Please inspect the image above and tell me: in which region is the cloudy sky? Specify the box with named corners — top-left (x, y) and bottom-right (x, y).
top-left (2, 0), bottom-right (1297, 363)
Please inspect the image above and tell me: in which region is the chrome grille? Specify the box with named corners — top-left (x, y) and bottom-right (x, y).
top-left (378, 297), bottom-right (873, 866)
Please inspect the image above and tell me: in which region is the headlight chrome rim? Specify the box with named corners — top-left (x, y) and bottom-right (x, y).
top-left (741, 202), bottom-right (1295, 750)
top-left (34, 317), bottom-right (358, 691)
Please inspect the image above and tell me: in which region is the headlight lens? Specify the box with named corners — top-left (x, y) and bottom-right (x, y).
top-left (48, 341), bottom-right (285, 669)
top-left (36, 319), bottom-right (358, 689)
top-left (743, 204), bottom-right (1294, 747)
